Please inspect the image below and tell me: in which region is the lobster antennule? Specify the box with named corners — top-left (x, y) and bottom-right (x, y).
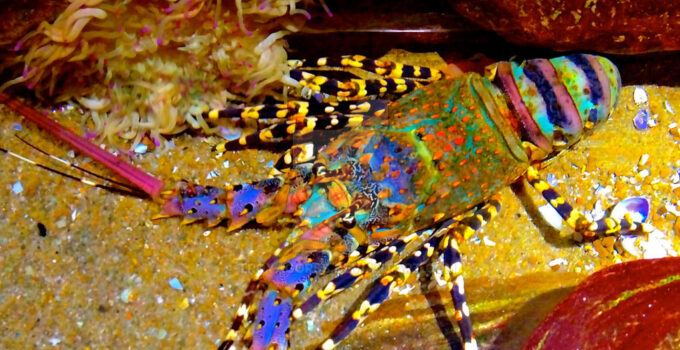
top-left (0, 92), bottom-right (165, 198)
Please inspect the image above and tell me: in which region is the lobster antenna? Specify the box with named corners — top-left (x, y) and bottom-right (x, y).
top-left (0, 92), bottom-right (165, 198)
top-left (0, 144), bottom-right (148, 198)
top-left (14, 134), bottom-right (143, 193)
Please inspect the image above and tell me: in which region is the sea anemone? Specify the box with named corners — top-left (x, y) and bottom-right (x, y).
top-left (2, 0), bottom-right (310, 149)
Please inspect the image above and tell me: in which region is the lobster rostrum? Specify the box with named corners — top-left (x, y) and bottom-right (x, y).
top-left (0, 54), bottom-right (652, 350)
top-left (150, 54), bottom-right (651, 350)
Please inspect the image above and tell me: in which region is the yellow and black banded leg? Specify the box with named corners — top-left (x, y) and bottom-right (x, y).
top-left (294, 196), bottom-right (501, 321)
top-left (288, 55), bottom-right (444, 82)
top-left (289, 69), bottom-right (421, 101)
top-left (316, 230), bottom-right (448, 350)
top-left (218, 268), bottom-right (265, 350)
top-left (525, 166), bottom-right (653, 240)
top-left (213, 113), bottom-right (370, 152)
top-left (436, 197), bottom-right (500, 350)
top-left (452, 196), bottom-right (502, 241)
top-left (204, 99), bottom-right (388, 123)
top-left (270, 143), bottom-right (317, 174)
top-left (293, 223), bottom-right (441, 320)
top-left (439, 235), bottom-right (477, 350)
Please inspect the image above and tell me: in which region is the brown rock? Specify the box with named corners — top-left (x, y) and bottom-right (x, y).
top-left (451, 0), bottom-right (680, 53)
top-left (0, 1), bottom-right (67, 49)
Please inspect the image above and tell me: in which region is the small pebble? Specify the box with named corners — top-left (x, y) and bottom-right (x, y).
top-left (134, 143), bottom-right (148, 154)
top-left (219, 126), bottom-right (241, 141)
top-left (482, 236), bottom-right (496, 246)
top-left (638, 154), bottom-right (649, 167)
top-left (633, 109), bottom-right (650, 130)
top-left (169, 277), bottom-right (184, 290)
top-left (120, 288), bottom-right (132, 303)
top-left (546, 173), bottom-right (558, 186)
top-left (37, 223), bottom-right (47, 237)
top-left (11, 181), bottom-right (23, 194)
top-left (634, 86), bottom-right (648, 104)
top-left (55, 217), bottom-right (67, 229)
top-left (157, 329), bottom-right (168, 339)
top-left (548, 258), bottom-right (568, 271)
top-left (665, 100), bottom-right (675, 114)
top-left (619, 235), bottom-right (642, 258)
top-left (179, 297), bottom-right (189, 309)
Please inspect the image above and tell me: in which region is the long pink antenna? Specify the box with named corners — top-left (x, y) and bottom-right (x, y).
top-left (0, 92), bottom-right (165, 198)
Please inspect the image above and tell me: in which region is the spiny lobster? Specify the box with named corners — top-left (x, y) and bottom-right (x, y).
top-left (1, 54), bottom-right (651, 350)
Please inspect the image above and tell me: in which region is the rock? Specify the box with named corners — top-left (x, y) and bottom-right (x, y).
top-left (0, 1), bottom-right (67, 50)
top-left (451, 0), bottom-right (680, 53)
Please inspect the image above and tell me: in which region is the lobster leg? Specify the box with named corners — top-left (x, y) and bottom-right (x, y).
top-left (525, 166), bottom-right (654, 240)
top-left (288, 55), bottom-right (444, 82)
top-left (213, 113), bottom-right (373, 152)
top-left (440, 234), bottom-right (477, 350)
top-left (317, 231), bottom-right (449, 350)
top-left (301, 200), bottom-right (500, 349)
top-left (294, 225), bottom-right (439, 318)
top-left (441, 198), bottom-right (500, 349)
top-left (204, 99), bottom-right (388, 123)
top-left (290, 70), bottom-right (420, 101)
top-left (286, 54), bottom-right (444, 101)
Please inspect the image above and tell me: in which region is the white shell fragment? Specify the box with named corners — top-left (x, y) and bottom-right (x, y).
top-left (633, 86), bottom-right (648, 104)
top-left (134, 143), bottom-right (148, 154)
top-left (610, 196), bottom-right (650, 223)
top-left (665, 100), bottom-right (675, 114)
top-left (633, 109), bottom-right (650, 130)
top-left (548, 258), bottom-right (568, 271)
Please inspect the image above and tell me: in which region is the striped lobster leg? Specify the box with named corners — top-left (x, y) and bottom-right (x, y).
top-left (442, 197), bottom-right (501, 350)
top-left (316, 218), bottom-right (476, 350)
top-left (287, 55), bottom-right (444, 101)
top-left (288, 55), bottom-right (444, 81)
top-left (308, 200), bottom-right (501, 350)
top-left (294, 199), bottom-right (501, 320)
top-left (525, 166), bottom-right (654, 240)
top-left (293, 226), bottom-right (438, 319)
top-left (213, 112), bottom-right (375, 152)
top-left (209, 99), bottom-right (388, 153)
top-left (317, 232), bottom-right (448, 350)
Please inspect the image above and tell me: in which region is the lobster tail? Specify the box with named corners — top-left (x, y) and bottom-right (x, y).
top-left (489, 54), bottom-right (621, 157)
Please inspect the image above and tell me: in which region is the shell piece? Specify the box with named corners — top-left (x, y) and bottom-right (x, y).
top-left (633, 86), bottom-right (648, 104)
top-left (633, 109), bottom-right (650, 130)
top-left (610, 196), bottom-right (650, 223)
